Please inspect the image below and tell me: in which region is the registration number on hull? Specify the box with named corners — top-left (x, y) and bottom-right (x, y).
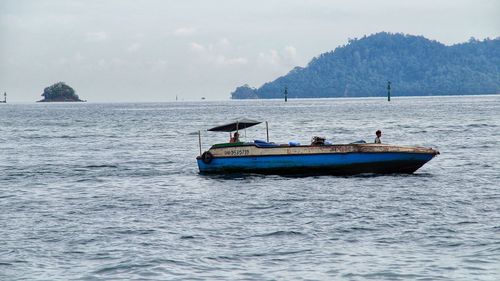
top-left (223, 149), bottom-right (250, 156)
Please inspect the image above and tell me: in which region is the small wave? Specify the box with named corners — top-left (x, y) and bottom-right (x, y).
top-left (463, 266), bottom-right (487, 271)
top-left (462, 258), bottom-right (497, 265)
top-left (246, 205), bottom-right (275, 210)
top-left (252, 230), bottom-right (306, 238)
top-left (115, 229), bottom-right (155, 235)
top-left (84, 164), bottom-right (118, 169)
top-left (204, 255), bottom-right (238, 262)
top-left (455, 221), bottom-right (478, 225)
top-left (62, 250), bottom-right (86, 255)
top-left (343, 272), bottom-right (423, 279)
top-left (75, 178), bottom-right (99, 182)
top-left (339, 226), bottom-right (377, 233)
top-left (467, 123), bottom-right (495, 128)
top-left (245, 249), bottom-right (312, 257)
top-left (93, 262), bottom-right (149, 275)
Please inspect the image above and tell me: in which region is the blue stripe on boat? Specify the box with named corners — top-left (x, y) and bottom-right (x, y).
top-left (197, 152), bottom-right (435, 174)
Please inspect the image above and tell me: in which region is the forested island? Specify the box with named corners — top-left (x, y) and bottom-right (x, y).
top-left (231, 32), bottom-right (499, 99)
top-left (38, 82), bottom-right (86, 102)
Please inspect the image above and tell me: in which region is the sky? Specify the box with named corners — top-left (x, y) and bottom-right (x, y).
top-left (0, 0), bottom-right (498, 102)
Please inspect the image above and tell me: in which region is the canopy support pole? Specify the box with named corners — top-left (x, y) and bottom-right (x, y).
top-left (198, 130), bottom-right (202, 156)
top-left (266, 121), bottom-right (269, 142)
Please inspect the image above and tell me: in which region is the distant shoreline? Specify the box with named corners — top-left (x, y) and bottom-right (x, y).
top-left (230, 92), bottom-right (500, 101)
top-left (2, 93), bottom-right (498, 104)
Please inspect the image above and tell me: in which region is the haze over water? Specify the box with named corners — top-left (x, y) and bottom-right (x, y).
top-left (1, 95), bottom-right (499, 280)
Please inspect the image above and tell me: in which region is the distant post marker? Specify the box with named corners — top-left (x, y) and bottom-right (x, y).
top-left (284, 87), bottom-right (288, 102)
top-left (387, 81), bottom-right (391, 102)
top-left (1, 92), bottom-right (6, 103)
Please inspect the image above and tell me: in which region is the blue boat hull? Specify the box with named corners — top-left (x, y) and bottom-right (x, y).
top-left (197, 152), bottom-right (436, 175)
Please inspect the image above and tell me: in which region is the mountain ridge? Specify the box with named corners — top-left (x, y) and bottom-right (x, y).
top-left (231, 32), bottom-right (500, 99)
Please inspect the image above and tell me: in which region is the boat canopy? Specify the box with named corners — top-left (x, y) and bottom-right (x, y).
top-left (208, 118), bottom-right (261, 132)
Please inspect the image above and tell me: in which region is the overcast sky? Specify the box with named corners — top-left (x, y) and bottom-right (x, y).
top-left (1, 0), bottom-right (498, 102)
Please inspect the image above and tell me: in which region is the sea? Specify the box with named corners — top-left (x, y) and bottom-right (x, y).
top-left (1, 95), bottom-right (499, 280)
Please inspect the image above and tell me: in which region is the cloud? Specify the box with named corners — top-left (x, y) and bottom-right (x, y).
top-left (151, 59), bottom-right (168, 71)
top-left (97, 59), bottom-right (107, 68)
top-left (215, 56), bottom-right (248, 66)
top-left (189, 42), bottom-right (205, 52)
top-left (283, 46), bottom-right (297, 60)
top-left (258, 49), bottom-right (280, 65)
top-left (217, 38), bottom-right (231, 49)
top-left (85, 31), bottom-right (108, 42)
top-left (95, 58), bottom-right (128, 69)
top-left (56, 57), bottom-right (69, 66)
top-left (258, 45), bottom-right (298, 67)
top-left (74, 52), bottom-right (84, 64)
top-left (174, 27), bottom-right (196, 36)
top-left (188, 41), bottom-right (247, 66)
top-left (126, 42), bottom-right (142, 52)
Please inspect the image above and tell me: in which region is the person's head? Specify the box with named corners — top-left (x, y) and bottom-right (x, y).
top-left (376, 130), bottom-right (382, 137)
top-left (234, 132), bottom-right (239, 137)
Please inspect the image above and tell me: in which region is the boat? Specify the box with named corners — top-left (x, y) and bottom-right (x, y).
top-left (196, 119), bottom-right (439, 175)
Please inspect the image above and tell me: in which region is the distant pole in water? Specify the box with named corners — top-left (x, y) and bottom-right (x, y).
top-left (284, 87), bottom-right (288, 102)
top-left (198, 130), bottom-right (202, 156)
top-left (176, 95), bottom-right (178, 101)
top-left (266, 121), bottom-right (269, 142)
top-left (1, 92), bottom-right (5, 103)
top-left (387, 81), bottom-right (391, 102)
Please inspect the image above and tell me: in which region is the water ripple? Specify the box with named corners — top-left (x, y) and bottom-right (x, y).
top-left (1, 96), bottom-right (499, 280)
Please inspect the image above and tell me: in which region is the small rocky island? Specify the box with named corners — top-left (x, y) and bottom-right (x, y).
top-left (38, 82), bottom-right (86, 102)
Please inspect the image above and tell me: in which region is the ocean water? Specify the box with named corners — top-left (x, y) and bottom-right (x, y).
top-left (0, 95), bottom-right (499, 280)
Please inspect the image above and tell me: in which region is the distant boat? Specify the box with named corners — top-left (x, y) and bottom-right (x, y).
top-left (0, 92), bottom-right (6, 103)
top-left (196, 119), bottom-right (439, 175)
top-left (201, 97), bottom-right (206, 100)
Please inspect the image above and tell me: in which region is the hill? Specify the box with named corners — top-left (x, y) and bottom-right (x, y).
top-left (231, 32), bottom-right (500, 99)
top-left (38, 82), bottom-right (85, 102)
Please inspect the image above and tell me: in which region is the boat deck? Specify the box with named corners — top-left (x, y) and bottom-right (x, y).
top-left (207, 142), bottom-right (438, 157)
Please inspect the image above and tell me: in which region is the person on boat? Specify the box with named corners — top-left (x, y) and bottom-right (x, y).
top-left (230, 132), bottom-right (240, 143)
top-left (374, 130), bottom-right (382, 143)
